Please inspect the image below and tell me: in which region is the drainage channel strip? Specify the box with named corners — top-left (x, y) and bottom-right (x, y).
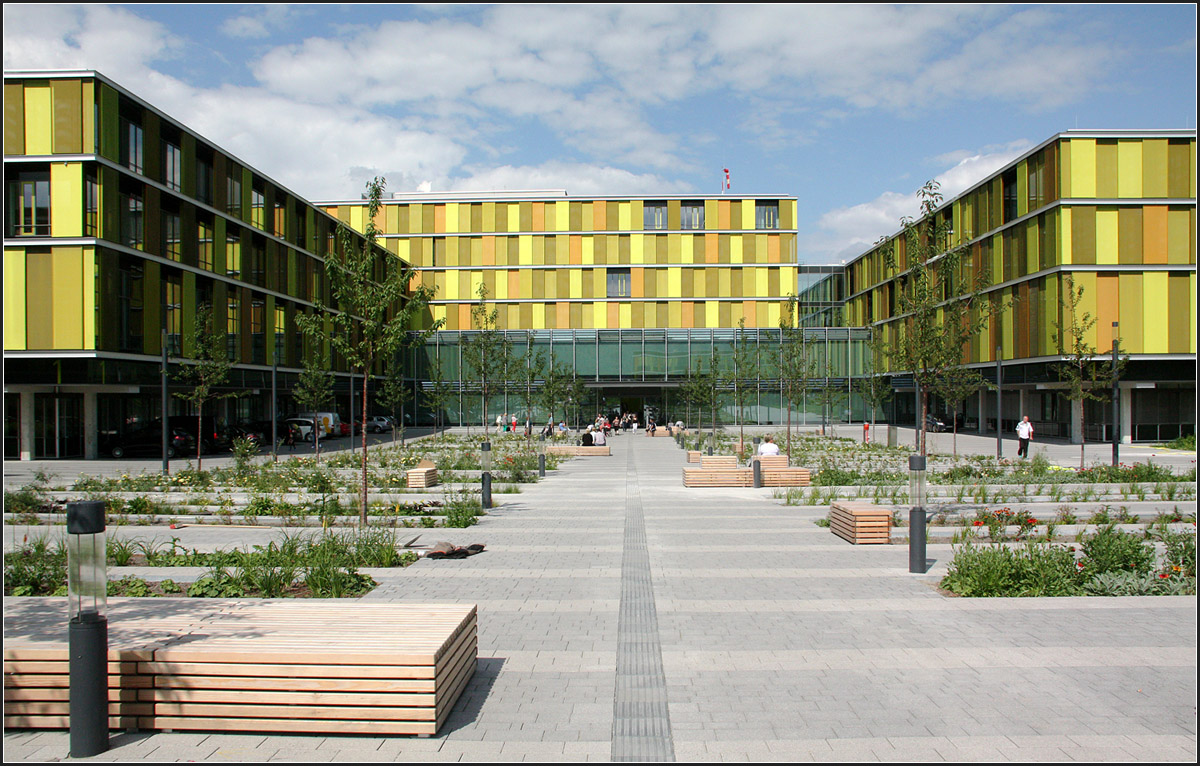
top-left (612, 442), bottom-right (675, 762)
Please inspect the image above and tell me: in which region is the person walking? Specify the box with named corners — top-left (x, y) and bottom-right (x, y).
top-left (1016, 415), bottom-right (1033, 458)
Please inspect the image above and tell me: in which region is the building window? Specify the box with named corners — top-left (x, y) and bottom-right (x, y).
top-left (755, 201), bottom-right (779, 229)
top-left (274, 305), bottom-right (287, 365)
top-left (607, 268), bottom-right (631, 298)
top-left (1002, 168), bottom-right (1018, 223)
top-left (85, 172), bottom-right (99, 236)
top-left (251, 185), bottom-right (265, 230)
top-left (117, 259), bottom-right (144, 353)
top-left (163, 141), bottom-right (182, 191)
top-left (227, 293), bottom-right (240, 362)
top-left (165, 274), bottom-right (182, 356)
top-left (276, 249), bottom-right (289, 292)
top-left (8, 170), bottom-right (50, 236)
top-left (227, 170), bottom-right (242, 217)
top-left (295, 210), bottom-right (307, 250)
top-left (121, 189), bottom-right (144, 250)
top-left (250, 299), bottom-right (265, 365)
top-left (248, 239), bottom-right (265, 286)
top-left (120, 116), bottom-right (144, 174)
top-left (681, 202), bottom-right (704, 230)
top-left (163, 209), bottom-right (181, 260)
top-left (226, 232), bottom-right (241, 279)
top-left (274, 200), bottom-right (286, 239)
top-left (644, 201), bottom-right (667, 230)
top-left (196, 151), bottom-right (214, 205)
top-left (197, 218), bottom-right (214, 271)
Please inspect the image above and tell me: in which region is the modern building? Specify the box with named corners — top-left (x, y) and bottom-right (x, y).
top-left (316, 191), bottom-right (859, 426)
top-left (836, 130), bottom-right (1196, 443)
top-left (4, 70), bottom-right (1195, 458)
top-left (4, 70), bottom-right (394, 459)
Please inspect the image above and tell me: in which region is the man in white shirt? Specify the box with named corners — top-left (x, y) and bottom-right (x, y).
top-left (757, 435), bottom-right (780, 456)
top-left (592, 427), bottom-right (606, 446)
top-left (1016, 416), bottom-right (1033, 458)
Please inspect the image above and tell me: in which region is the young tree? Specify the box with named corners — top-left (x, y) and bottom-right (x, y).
top-left (374, 358), bottom-right (409, 445)
top-left (1053, 273), bottom-right (1126, 469)
top-left (292, 338), bottom-right (334, 463)
top-left (814, 357), bottom-right (848, 439)
top-left (882, 180), bottom-right (994, 455)
top-left (173, 303), bottom-right (238, 470)
top-left (514, 333), bottom-right (548, 440)
top-left (779, 296), bottom-right (817, 457)
top-left (932, 364), bottom-right (988, 457)
top-left (681, 351), bottom-right (723, 450)
top-left (729, 318), bottom-right (760, 449)
top-left (536, 359), bottom-right (575, 431)
top-left (460, 283), bottom-right (511, 436)
top-left (854, 326), bottom-right (892, 444)
top-left (296, 176), bottom-right (439, 523)
top-left (419, 351), bottom-right (457, 439)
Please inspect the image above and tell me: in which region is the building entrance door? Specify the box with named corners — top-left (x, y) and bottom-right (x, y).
top-left (34, 393), bottom-right (84, 459)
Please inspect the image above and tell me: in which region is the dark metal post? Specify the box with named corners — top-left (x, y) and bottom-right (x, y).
top-left (271, 359), bottom-right (278, 463)
top-left (161, 329), bottom-right (169, 476)
top-left (67, 501), bottom-right (108, 757)
top-left (481, 441), bottom-right (492, 509)
top-left (995, 347), bottom-right (1003, 459)
top-left (908, 455), bottom-right (927, 574)
top-left (753, 457), bottom-right (763, 488)
top-left (538, 433), bottom-right (546, 478)
top-left (1111, 322), bottom-right (1120, 466)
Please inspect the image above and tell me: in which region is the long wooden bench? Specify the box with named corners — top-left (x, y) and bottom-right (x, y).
top-left (751, 455), bottom-right (813, 487)
top-left (545, 445), bottom-right (611, 457)
top-left (3, 598), bottom-right (476, 736)
top-left (829, 501), bottom-right (892, 545)
top-left (682, 455), bottom-right (754, 487)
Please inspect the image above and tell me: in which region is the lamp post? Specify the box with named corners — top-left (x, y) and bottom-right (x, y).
top-left (67, 500), bottom-right (108, 757)
top-left (480, 441), bottom-right (492, 509)
top-left (908, 455), bottom-right (928, 574)
top-left (995, 347), bottom-right (1003, 460)
top-left (538, 432), bottom-right (546, 478)
top-left (1111, 322), bottom-right (1120, 467)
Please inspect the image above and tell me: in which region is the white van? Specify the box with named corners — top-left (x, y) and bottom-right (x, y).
top-left (295, 412), bottom-right (341, 437)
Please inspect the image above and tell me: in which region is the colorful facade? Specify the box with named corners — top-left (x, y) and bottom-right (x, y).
top-left (841, 131), bottom-right (1196, 442)
top-left (317, 192), bottom-right (824, 425)
top-left (4, 71), bottom-right (393, 459)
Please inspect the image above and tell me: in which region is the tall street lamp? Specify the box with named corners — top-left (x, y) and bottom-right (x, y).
top-left (67, 500), bottom-right (109, 757)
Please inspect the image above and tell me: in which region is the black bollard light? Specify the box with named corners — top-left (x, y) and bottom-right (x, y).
top-left (67, 500), bottom-right (109, 757)
top-left (908, 455), bottom-right (928, 574)
top-left (480, 441), bottom-right (492, 509)
top-left (538, 433), bottom-right (546, 478)
top-left (753, 456), bottom-right (763, 488)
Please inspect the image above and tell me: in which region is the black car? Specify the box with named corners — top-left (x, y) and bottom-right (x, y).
top-left (104, 425), bottom-right (192, 459)
top-left (166, 416), bottom-right (231, 453)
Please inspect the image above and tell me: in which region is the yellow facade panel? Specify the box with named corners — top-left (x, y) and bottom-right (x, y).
top-left (706, 301), bottom-right (719, 328)
top-left (630, 234), bottom-right (644, 264)
top-left (1118, 273), bottom-right (1143, 353)
top-left (508, 203), bottom-right (521, 232)
top-left (49, 163), bottom-right (83, 238)
top-left (1095, 208), bottom-right (1118, 264)
top-left (617, 202), bottom-right (631, 231)
top-left (1060, 207), bottom-right (1073, 264)
top-left (1166, 208), bottom-right (1193, 264)
top-left (23, 85), bottom-right (52, 155)
top-left (730, 236), bottom-right (742, 264)
top-left (1117, 140), bottom-right (1143, 198)
top-left (1142, 272), bottom-right (1169, 353)
top-left (4, 249), bottom-right (27, 350)
top-left (1096, 274), bottom-right (1119, 345)
top-left (1068, 139), bottom-right (1096, 198)
top-left (51, 247), bottom-right (84, 348)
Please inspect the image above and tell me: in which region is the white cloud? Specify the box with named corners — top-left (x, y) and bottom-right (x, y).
top-left (2, 4), bottom-right (180, 76)
top-left (803, 141), bottom-right (1031, 264)
top-left (449, 162), bottom-right (694, 197)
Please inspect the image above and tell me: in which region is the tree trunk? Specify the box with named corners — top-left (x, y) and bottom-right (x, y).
top-left (360, 371), bottom-right (369, 526)
top-left (314, 415), bottom-right (321, 463)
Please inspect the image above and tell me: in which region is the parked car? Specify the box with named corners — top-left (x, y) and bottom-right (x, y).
top-left (364, 416), bottom-right (392, 433)
top-left (284, 418), bottom-right (324, 443)
top-left (104, 425), bottom-right (192, 459)
top-left (924, 414), bottom-right (947, 433)
top-left (167, 416), bottom-right (231, 453)
top-left (295, 411), bottom-right (341, 437)
top-left (229, 423), bottom-right (264, 448)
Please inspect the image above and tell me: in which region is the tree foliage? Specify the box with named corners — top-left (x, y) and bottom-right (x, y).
top-left (460, 283), bottom-right (512, 436)
top-left (172, 303), bottom-right (238, 469)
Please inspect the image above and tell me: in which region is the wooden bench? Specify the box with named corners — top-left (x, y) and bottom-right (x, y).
top-left (406, 466), bottom-right (439, 489)
top-left (751, 455), bottom-right (813, 487)
top-left (4, 598), bottom-right (476, 737)
top-left (545, 445), bottom-right (611, 457)
top-left (829, 501), bottom-right (892, 545)
top-left (686, 450), bottom-right (702, 463)
top-left (682, 455), bottom-right (753, 487)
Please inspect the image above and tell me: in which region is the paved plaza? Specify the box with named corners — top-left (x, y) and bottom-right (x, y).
top-left (3, 430), bottom-right (1197, 762)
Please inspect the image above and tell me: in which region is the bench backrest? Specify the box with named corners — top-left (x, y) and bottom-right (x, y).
top-left (700, 455), bottom-right (739, 469)
top-left (755, 455), bottom-right (790, 469)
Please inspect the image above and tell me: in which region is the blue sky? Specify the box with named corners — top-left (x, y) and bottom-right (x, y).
top-left (4, 4), bottom-right (1196, 263)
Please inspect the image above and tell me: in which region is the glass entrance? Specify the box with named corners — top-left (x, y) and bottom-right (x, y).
top-left (34, 393), bottom-right (84, 459)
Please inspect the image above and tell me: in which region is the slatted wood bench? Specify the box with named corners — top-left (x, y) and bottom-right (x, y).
top-left (545, 445), bottom-right (611, 457)
top-left (4, 598), bottom-right (477, 737)
top-left (829, 501), bottom-right (892, 545)
top-left (686, 450), bottom-right (702, 463)
top-left (752, 455), bottom-right (813, 487)
top-left (406, 466), bottom-right (439, 489)
top-left (682, 455), bottom-right (754, 487)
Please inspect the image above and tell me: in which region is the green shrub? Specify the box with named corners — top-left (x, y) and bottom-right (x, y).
top-left (940, 541), bottom-right (1083, 597)
top-left (3, 537), bottom-right (67, 596)
top-left (1165, 434), bottom-right (1195, 451)
top-left (1079, 525), bottom-right (1156, 578)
